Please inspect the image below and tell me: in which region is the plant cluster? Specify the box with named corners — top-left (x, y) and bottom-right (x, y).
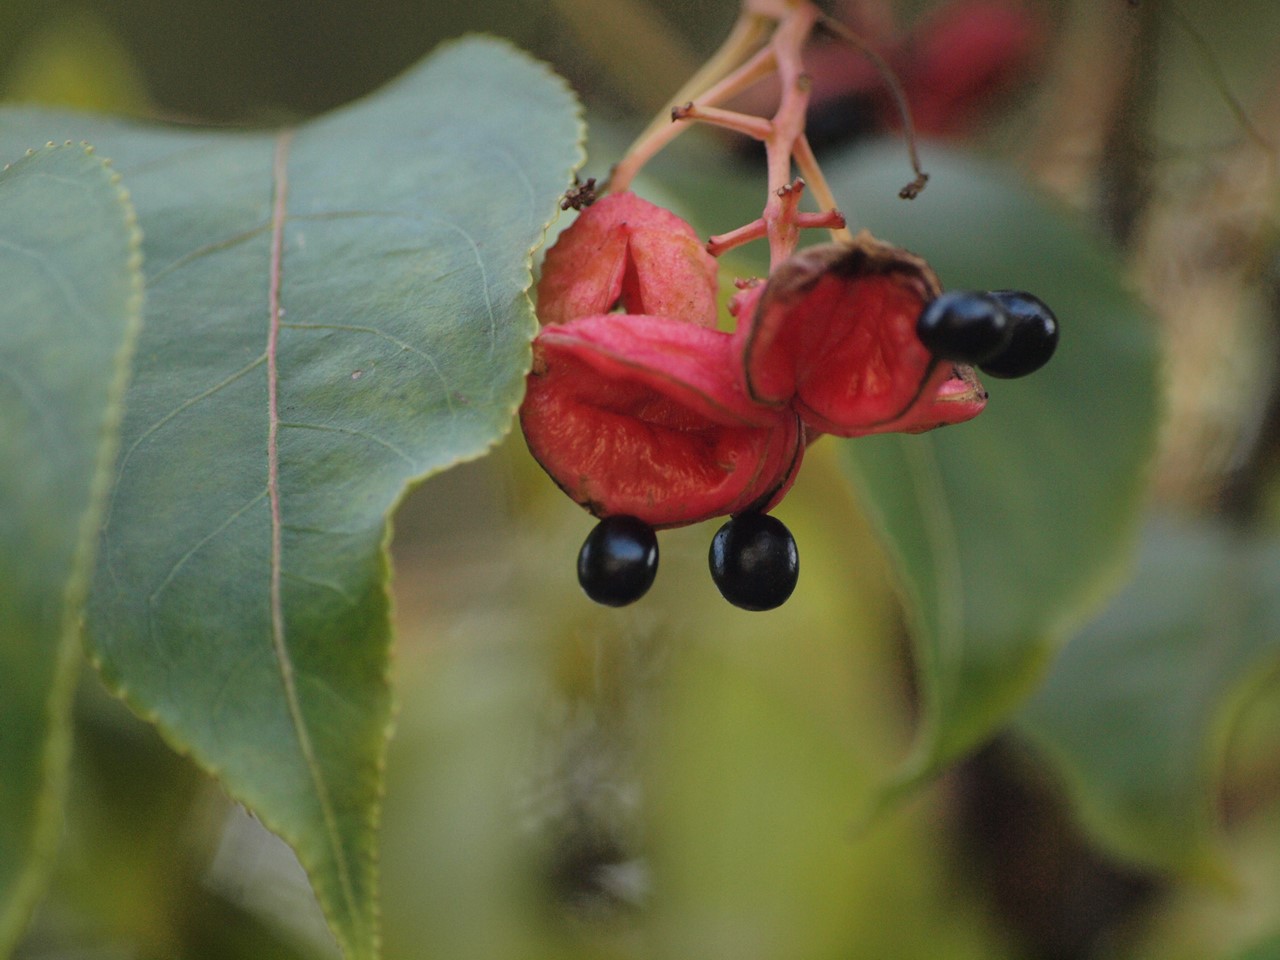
top-left (521, 0), bottom-right (1057, 609)
top-left (8, 0), bottom-right (1276, 957)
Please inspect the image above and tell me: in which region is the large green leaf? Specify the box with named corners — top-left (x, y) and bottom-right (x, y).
top-left (0, 37), bottom-right (581, 960)
top-left (0, 143), bottom-right (142, 955)
top-left (1235, 932), bottom-right (1280, 960)
top-left (827, 143), bottom-right (1161, 786)
top-left (1017, 518), bottom-right (1280, 877)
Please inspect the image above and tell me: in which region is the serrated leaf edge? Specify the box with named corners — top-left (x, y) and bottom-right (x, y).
top-left (77, 39), bottom-right (586, 960)
top-left (0, 141), bottom-right (145, 958)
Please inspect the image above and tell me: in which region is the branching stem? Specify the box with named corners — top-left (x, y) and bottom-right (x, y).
top-left (608, 1), bottom-right (854, 268)
top-left (609, 0), bottom-right (924, 267)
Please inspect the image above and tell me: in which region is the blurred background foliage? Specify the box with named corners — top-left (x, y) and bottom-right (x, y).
top-left (4, 0), bottom-right (1280, 958)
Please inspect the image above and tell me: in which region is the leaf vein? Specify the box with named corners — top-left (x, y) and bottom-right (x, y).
top-left (280, 321), bottom-right (455, 414)
top-left (282, 570), bottom-right (360, 606)
top-left (103, 355), bottom-right (267, 531)
top-left (0, 237), bottom-right (98, 328)
top-left (265, 130), bottom-right (361, 930)
top-left (144, 490), bottom-right (269, 679)
top-left (492, 145), bottom-right (539, 230)
top-left (284, 209), bottom-right (498, 356)
top-left (147, 490), bottom-right (268, 613)
top-left (147, 223), bottom-right (271, 287)
top-left (278, 419), bottom-right (416, 467)
top-left (443, 220), bottom-right (498, 359)
top-left (0, 360), bottom-right (75, 465)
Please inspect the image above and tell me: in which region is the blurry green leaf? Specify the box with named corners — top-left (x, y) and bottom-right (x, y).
top-left (381, 440), bottom-right (1005, 960)
top-left (827, 143), bottom-right (1160, 787)
top-left (23, 682), bottom-right (234, 958)
top-left (1017, 518), bottom-right (1280, 877)
top-left (642, 455), bottom-right (1006, 960)
top-left (1235, 932), bottom-right (1280, 960)
top-left (1126, 788), bottom-right (1280, 960)
top-left (2, 11), bottom-right (152, 115)
top-left (383, 634), bottom-right (561, 960)
top-left (1153, 0), bottom-right (1279, 155)
top-left (0, 143), bottom-right (142, 955)
top-left (0, 37), bottom-right (581, 960)
top-left (643, 523), bottom-right (890, 960)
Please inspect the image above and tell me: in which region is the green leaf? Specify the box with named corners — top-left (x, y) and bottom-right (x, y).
top-left (826, 143), bottom-right (1161, 787)
top-left (1235, 932), bottom-right (1280, 960)
top-left (641, 468), bottom-right (1007, 960)
top-left (0, 142), bottom-right (143, 955)
top-left (1, 10), bottom-right (153, 115)
top-left (1017, 518), bottom-right (1280, 877)
top-left (0, 37), bottom-right (581, 960)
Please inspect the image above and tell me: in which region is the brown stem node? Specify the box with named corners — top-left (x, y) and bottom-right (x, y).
top-left (560, 177), bottom-right (599, 211)
top-left (898, 172), bottom-right (930, 200)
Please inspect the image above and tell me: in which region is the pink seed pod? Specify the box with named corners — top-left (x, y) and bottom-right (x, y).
top-left (521, 313), bottom-right (803, 528)
top-left (735, 232), bottom-right (988, 437)
top-left (535, 192), bottom-right (720, 328)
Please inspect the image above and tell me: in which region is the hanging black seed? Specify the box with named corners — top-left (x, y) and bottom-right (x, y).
top-left (708, 513), bottom-right (799, 611)
top-left (577, 515), bottom-right (659, 607)
top-left (916, 290), bottom-right (1013, 365)
top-left (979, 290), bottom-right (1060, 378)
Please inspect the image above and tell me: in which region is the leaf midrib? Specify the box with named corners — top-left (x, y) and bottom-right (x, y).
top-left (264, 128), bottom-right (360, 940)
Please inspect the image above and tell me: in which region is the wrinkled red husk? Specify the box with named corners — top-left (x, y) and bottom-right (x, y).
top-left (858, 361), bottom-right (989, 435)
top-left (536, 192), bottom-right (720, 328)
top-left (521, 314), bottom-right (803, 528)
top-left (735, 234), bottom-right (987, 437)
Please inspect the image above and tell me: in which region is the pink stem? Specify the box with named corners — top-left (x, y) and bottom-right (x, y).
top-left (707, 218), bottom-right (768, 256)
top-left (611, 1), bottom-right (850, 264)
top-left (760, 3), bottom-right (818, 265)
top-left (793, 134), bottom-right (854, 243)
top-left (672, 101), bottom-right (773, 140)
top-left (609, 12), bottom-right (772, 193)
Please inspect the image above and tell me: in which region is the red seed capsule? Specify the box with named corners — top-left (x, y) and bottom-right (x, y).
top-left (735, 233), bottom-right (988, 438)
top-left (521, 314), bottom-right (803, 528)
top-left (536, 192), bottom-right (720, 328)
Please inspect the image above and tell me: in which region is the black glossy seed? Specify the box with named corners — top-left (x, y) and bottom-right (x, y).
top-left (979, 290), bottom-right (1059, 379)
top-left (577, 515), bottom-right (659, 607)
top-left (708, 513), bottom-right (799, 611)
top-left (916, 290), bottom-right (1013, 364)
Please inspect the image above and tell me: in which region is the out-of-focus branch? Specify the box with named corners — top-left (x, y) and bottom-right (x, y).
top-left (1022, 2), bottom-right (1141, 213)
top-left (1098, 0), bottom-right (1161, 246)
top-left (548, 0), bottom-right (703, 115)
top-left (1137, 73), bottom-right (1280, 509)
